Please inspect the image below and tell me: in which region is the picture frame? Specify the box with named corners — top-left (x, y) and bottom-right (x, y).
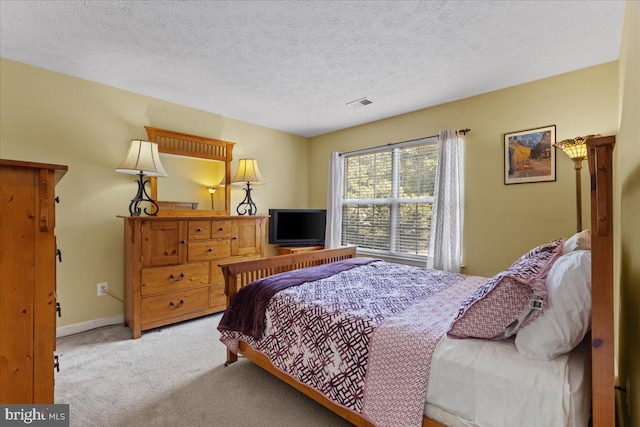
top-left (504, 125), bottom-right (556, 185)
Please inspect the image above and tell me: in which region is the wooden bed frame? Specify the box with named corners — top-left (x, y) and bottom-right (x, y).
top-left (220, 136), bottom-right (615, 427)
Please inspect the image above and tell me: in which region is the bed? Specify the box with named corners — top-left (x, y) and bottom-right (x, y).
top-left (217, 136), bottom-right (615, 427)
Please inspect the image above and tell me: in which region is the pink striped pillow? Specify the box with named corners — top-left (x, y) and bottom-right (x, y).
top-left (447, 240), bottom-right (564, 340)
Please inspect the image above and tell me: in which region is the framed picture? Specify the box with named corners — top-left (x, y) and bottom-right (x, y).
top-left (504, 125), bottom-right (556, 185)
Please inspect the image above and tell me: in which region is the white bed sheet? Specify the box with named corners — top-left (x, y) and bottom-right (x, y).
top-left (425, 335), bottom-right (591, 427)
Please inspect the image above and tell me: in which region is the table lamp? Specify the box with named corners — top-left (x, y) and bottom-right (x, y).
top-left (115, 140), bottom-right (167, 216)
top-left (231, 159), bottom-right (265, 215)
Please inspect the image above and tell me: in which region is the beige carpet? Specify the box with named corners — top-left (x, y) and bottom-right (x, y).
top-left (55, 314), bottom-right (352, 427)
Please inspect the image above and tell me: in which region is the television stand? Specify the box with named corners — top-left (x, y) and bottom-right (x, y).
top-left (277, 245), bottom-right (324, 256)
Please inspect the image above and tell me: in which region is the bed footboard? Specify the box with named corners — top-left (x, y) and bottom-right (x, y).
top-left (219, 247), bottom-right (357, 364)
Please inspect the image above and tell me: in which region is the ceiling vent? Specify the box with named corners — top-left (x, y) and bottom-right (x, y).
top-left (346, 97), bottom-right (373, 109)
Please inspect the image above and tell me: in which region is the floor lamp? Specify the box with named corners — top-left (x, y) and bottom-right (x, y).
top-left (554, 134), bottom-right (600, 233)
top-left (206, 180), bottom-right (225, 210)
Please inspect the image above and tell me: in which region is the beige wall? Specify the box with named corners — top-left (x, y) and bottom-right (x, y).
top-left (0, 58), bottom-right (309, 327)
top-left (617, 2), bottom-right (640, 425)
top-left (309, 62), bottom-right (619, 277)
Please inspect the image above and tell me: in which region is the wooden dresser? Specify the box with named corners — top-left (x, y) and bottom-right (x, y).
top-left (123, 215), bottom-right (267, 338)
top-left (0, 159), bottom-right (67, 403)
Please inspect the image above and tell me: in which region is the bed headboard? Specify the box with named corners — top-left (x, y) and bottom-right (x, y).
top-left (587, 135), bottom-right (615, 427)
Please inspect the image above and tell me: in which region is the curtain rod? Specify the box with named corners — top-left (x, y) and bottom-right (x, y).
top-left (339, 128), bottom-right (470, 157)
top-left (423, 128), bottom-right (471, 139)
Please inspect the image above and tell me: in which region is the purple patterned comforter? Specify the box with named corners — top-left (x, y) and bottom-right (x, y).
top-left (218, 260), bottom-right (484, 427)
top-left (218, 257), bottom-right (379, 339)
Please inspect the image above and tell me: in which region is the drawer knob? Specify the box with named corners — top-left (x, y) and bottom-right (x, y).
top-left (218, 227), bottom-right (224, 231)
top-left (232, 236), bottom-right (238, 240)
top-left (181, 240), bottom-right (186, 244)
top-left (169, 273), bottom-right (185, 280)
top-left (56, 248), bottom-right (62, 262)
top-left (56, 302), bottom-right (62, 317)
top-left (197, 228), bottom-right (202, 232)
top-left (54, 355), bottom-right (60, 372)
top-left (208, 248), bottom-right (213, 252)
top-left (169, 299), bottom-right (185, 308)
top-left (55, 196), bottom-right (60, 204)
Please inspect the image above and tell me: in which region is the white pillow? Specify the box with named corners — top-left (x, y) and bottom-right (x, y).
top-left (515, 250), bottom-right (591, 360)
top-left (562, 229), bottom-right (591, 254)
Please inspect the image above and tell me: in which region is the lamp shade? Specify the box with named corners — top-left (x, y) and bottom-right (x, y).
top-left (115, 140), bottom-right (168, 177)
top-left (232, 159), bottom-right (265, 185)
top-left (553, 134), bottom-right (600, 160)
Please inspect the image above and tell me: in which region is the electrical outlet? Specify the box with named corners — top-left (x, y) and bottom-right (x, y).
top-left (97, 282), bottom-right (109, 296)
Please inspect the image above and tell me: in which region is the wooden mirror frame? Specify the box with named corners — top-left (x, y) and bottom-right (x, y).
top-left (144, 126), bottom-right (234, 215)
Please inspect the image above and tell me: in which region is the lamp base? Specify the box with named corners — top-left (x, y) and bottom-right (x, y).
top-left (572, 157), bottom-right (585, 233)
top-left (236, 183), bottom-right (257, 216)
top-left (129, 173), bottom-right (160, 216)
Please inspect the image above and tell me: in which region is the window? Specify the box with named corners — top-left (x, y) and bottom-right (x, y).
top-left (341, 137), bottom-right (438, 259)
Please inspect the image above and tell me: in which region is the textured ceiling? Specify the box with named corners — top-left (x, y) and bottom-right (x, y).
top-left (0, 1), bottom-right (626, 137)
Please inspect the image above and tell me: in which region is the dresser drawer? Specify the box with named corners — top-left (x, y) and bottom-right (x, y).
top-left (211, 220), bottom-right (232, 238)
top-left (141, 262), bottom-right (209, 296)
top-left (141, 287), bottom-right (209, 325)
top-left (188, 240), bottom-right (231, 261)
top-left (188, 221), bottom-right (211, 240)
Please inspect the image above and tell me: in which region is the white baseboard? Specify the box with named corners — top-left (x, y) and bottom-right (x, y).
top-left (56, 314), bottom-right (124, 338)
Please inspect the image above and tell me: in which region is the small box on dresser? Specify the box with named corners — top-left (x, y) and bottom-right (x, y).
top-left (122, 215), bottom-right (267, 339)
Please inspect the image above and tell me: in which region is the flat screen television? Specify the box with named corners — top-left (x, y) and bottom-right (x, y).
top-left (268, 209), bottom-right (326, 246)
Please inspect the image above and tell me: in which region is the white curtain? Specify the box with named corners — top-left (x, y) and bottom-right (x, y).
top-left (325, 152), bottom-right (343, 248)
top-left (427, 129), bottom-right (465, 272)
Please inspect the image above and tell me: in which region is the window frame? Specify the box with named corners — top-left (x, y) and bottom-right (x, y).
top-left (340, 136), bottom-right (438, 261)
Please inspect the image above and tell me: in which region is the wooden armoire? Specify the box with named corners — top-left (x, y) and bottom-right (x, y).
top-left (0, 159), bottom-right (67, 403)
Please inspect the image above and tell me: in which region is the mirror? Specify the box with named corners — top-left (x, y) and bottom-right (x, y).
top-left (154, 154), bottom-right (226, 211)
top-left (145, 126), bottom-right (234, 215)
